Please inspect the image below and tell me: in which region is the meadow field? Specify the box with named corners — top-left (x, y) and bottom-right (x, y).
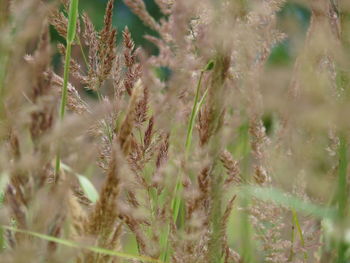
top-left (0, 0), bottom-right (350, 262)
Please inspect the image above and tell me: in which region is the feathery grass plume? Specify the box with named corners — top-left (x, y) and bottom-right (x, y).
top-left (133, 82), bottom-right (148, 128)
top-left (82, 12), bottom-right (99, 85)
top-left (0, 0), bottom-right (52, 132)
top-left (220, 150), bottom-right (241, 186)
top-left (57, 43), bottom-right (89, 85)
top-left (155, 133), bottom-right (169, 169)
top-left (49, 72), bottom-right (90, 115)
top-left (27, 23), bottom-right (56, 190)
top-left (204, 54), bottom-right (231, 263)
top-left (172, 164), bottom-right (212, 263)
top-left (4, 22), bottom-right (57, 246)
top-left (144, 116), bottom-right (154, 151)
top-left (249, 201), bottom-right (291, 263)
top-left (67, 189), bottom-right (88, 240)
top-left (101, 0), bottom-right (115, 42)
top-left (98, 0), bottom-right (117, 87)
top-left (50, 1), bottom-right (82, 46)
top-left (249, 116), bottom-right (270, 185)
top-left (199, 55), bottom-right (230, 147)
top-left (88, 154), bottom-right (119, 237)
top-left (154, 0), bottom-right (172, 15)
top-left (79, 0), bottom-right (118, 93)
top-left (50, 9), bottom-right (69, 39)
top-left (123, 0), bottom-right (160, 31)
top-left (123, 26), bottom-right (142, 96)
top-left (84, 138), bottom-right (121, 262)
top-left (0, 4), bottom-right (77, 257)
top-left (118, 80), bottom-right (143, 156)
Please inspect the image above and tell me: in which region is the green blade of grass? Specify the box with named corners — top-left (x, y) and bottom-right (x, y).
top-left (159, 60), bottom-right (214, 262)
top-left (185, 60), bottom-right (214, 155)
top-left (239, 186), bottom-right (337, 219)
top-left (234, 119), bottom-right (255, 263)
top-left (337, 135), bottom-right (348, 219)
top-left (55, 0), bottom-right (79, 177)
top-left (0, 172), bottom-right (9, 251)
top-left (289, 218), bottom-right (295, 261)
top-left (66, 0), bottom-right (79, 44)
top-left (2, 225), bottom-right (162, 263)
top-left (185, 71), bottom-right (204, 154)
top-left (336, 135), bottom-right (348, 263)
top-left (292, 208), bottom-right (308, 261)
top-left (60, 162), bottom-right (99, 203)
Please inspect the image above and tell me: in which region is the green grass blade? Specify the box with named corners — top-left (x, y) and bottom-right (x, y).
top-left (61, 162), bottom-right (99, 203)
top-left (160, 60), bottom-right (214, 262)
top-left (0, 172), bottom-right (9, 251)
top-left (66, 0), bottom-right (79, 44)
top-left (337, 135), bottom-right (347, 219)
top-left (240, 186), bottom-right (337, 219)
top-left (239, 122), bottom-right (254, 263)
top-left (55, 0), bottom-right (79, 177)
top-left (185, 70), bottom-right (204, 154)
top-left (2, 225), bottom-right (162, 263)
top-left (185, 60), bottom-right (214, 154)
top-left (336, 135), bottom-right (348, 263)
top-left (292, 209), bottom-right (307, 261)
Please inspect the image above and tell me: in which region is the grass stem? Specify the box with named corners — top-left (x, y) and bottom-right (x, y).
top-left (292, 209), bottom-right (307, 261)
top-left (54, 0), bottom-right (79, 178)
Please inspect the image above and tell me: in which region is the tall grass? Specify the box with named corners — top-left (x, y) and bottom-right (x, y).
top-left (1, 0), bottom-right (350, 263)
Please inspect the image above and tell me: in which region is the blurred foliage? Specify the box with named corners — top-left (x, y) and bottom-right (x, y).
top-left (269, 2), bottom-right (311, 66)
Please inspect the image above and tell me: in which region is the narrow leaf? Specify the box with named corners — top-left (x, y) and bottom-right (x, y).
top-left (2, 225), bottom-right (162, 263)
top-left (240, 186), bottom-right (336, 219)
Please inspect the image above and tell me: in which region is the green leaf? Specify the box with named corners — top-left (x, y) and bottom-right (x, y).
top-left (239, 186), bottom-right (336, 219)
top-left (76, 175), bottom-right (99, 203)
top-left (67, 0), bottom-right (79, 43)
top-left (55, 0), bottom-right (79, 176)
top-left (203, 60), bottom-right (215, 71)
top-left (61, 163), bottom-right (99, 203)
top-left (2, 225), bottom-right (162, 263)
top-left (0, 172), bottom-right (9, 251)
top-left (0, 172), bottom-right (9, 204)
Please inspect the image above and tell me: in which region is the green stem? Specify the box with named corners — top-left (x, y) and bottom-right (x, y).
top-left (337, 135), bottom-right (347, 219)
top-left (185, 70), bottom-right (204, 155)
top-left (54, 42), bottom-right (72, 177)
top-left (336, 135), bottom-right (348, 263)
top-left (292, 209), bottom-right (307, 261)
top-left (54, 0), bottom-right (79, 178)
top-left (76, 36), bottom-right (89, 68)
top-left (59, 43), bottom-right (72, 120)
top-left (160, 61), bottom-right (213, 262)
top-left (184, 59), bottom-right (213, 155)
top-left (2, 225), bottom-right (162, 263)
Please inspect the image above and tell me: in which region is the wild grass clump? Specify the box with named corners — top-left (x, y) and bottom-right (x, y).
top-left (0, 0), bottom-right (350, 262)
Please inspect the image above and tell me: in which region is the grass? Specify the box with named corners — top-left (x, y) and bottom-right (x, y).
top-left (1, 0), bottom-right (350, 262)
top-left (185, 60), bottom-right (214, 155)
top-left (2, 225), bottom-right (162, 263)
top-left (55, 0), bottom-right (79, 178)
top-left (336, 135), bottom-right (348, 263)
